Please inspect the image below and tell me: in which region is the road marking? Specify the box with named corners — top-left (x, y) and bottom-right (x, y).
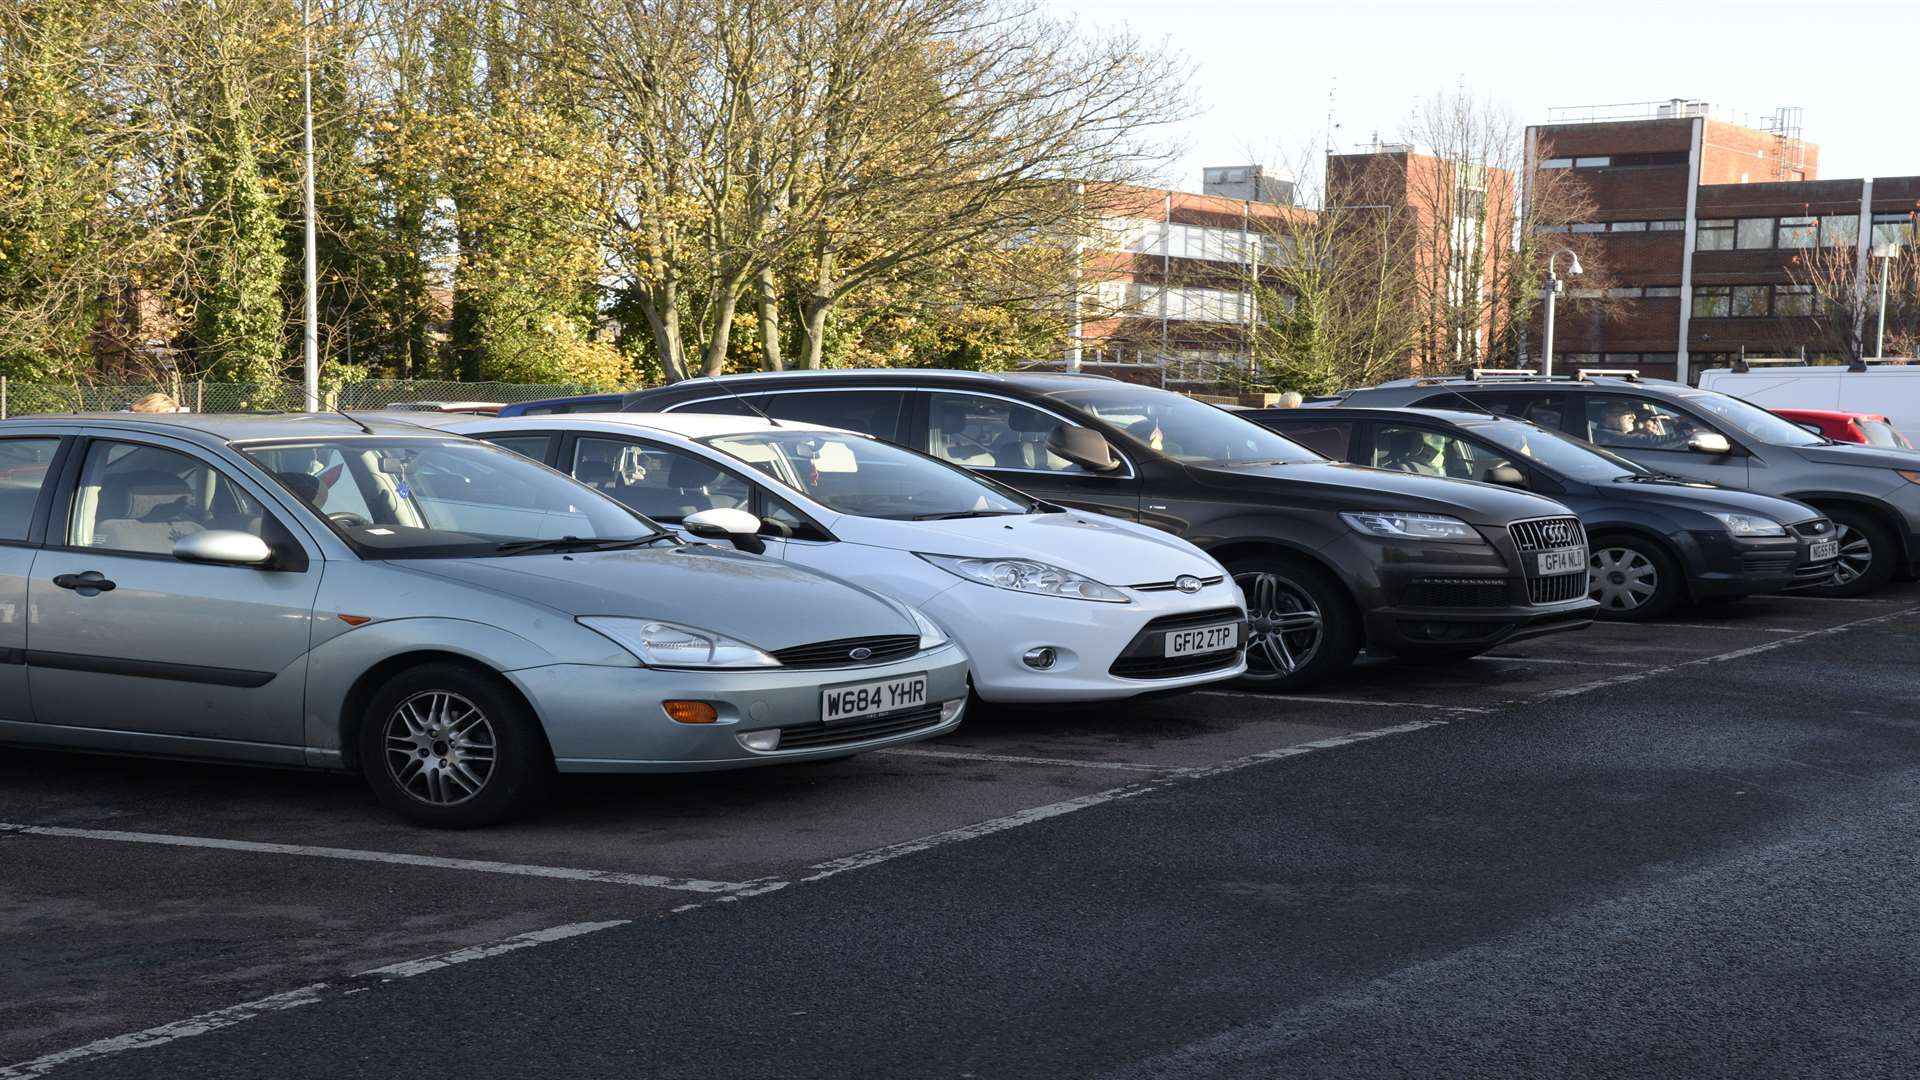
top-left (803, 719), bottom-right (1448, 883)
top-left (0, 921), bottom-right (627, 1080)
top-left (0, 823), bottom-right (757, 895)
top-left (875, 747), bottom-right (1188, 773)
top-left (1532, 604), bottom-right (1920, 702)
top-left (1195, 690), bottom-right (1492, 714)
top-left (1480, 655), bottom-right (1641, 668)
top-left (1762, 594), bottom-right (1891, 604)
top-left (1647, 623), bottom-right (1800, 633)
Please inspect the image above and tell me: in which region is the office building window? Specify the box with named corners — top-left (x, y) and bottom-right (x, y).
top-left (1570, 223), bottom-right (1606, 233)
top-left (1574, 156), bottom-right (1611, 168)
top-left (1773, 284), bottom-right (1815, 317)
top-left (1643, 286), bottom-right (1681, 298)
top-left (1697, 220), bottom-right (1735, 250)
top-left (1649, 220), bottom-right (1685, 232)
top-left (1872, 213), bottom-right (1914, 249)
top-left (1540, 158), bottom-right (1572, 170)
top-left (1693, 285), bottom-right (1731, 317)
top-left (1730, 284), bottom-right (1770, 317)
top-left (1821, 214), bottom-right (1860, 247)
top-left (1777, 216), bottom-right (1819, 248)
top-left (1736, 218), bottom-right (1774, 249)
top-left (1610, 221), bottom-right (1647, 233)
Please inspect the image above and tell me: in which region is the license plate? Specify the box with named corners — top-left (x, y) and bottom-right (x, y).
top-left (1165, 622), bottom-right (1239, 657)
top-left (821, 673), bottom-right (928, 722)
top-left (1536, 546), bottom-right (1587, 574)
top-left (1809, 540), bottom-right (1840, 561)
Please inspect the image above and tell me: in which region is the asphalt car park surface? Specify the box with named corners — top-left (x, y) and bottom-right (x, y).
top-left (5, 584), bottom-right (1920, 1078)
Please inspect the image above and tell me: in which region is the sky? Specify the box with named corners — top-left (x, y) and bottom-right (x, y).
top-left (1042, 0), bottom-right (1920, 194)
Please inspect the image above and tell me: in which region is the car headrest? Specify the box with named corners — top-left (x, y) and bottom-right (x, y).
top-left (668, 453), bottom-right (725, 490)
top-left (1007, 408), bottom-right (1057, 434)
top-left (96, 469), bottom-right (190, 521)
top-left (575, 460), bottom-right (616, 485)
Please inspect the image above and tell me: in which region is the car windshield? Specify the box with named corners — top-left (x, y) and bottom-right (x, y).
top-left (1047, 386), bottom-right (1321, 466)
top-left (1470, 420), bottom-right (1650, 483)
top-left (705, 429), bottom-right (1033, 520)
top-left (1856, 418), bottom-right (1913, 449)
top-left (1678, 390), bottom-right (1825, 446)
top-left (243, 437), bottom-right (660, 557)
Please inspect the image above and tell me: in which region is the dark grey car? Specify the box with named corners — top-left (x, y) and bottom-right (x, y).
top-left (1329, 373), bottom-right (1920, 596)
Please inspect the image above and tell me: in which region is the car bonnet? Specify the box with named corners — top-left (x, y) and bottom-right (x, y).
top-left (838, 510), bottom-right (1222, 586)
top-left (396, 545), bottom-right (914, 651)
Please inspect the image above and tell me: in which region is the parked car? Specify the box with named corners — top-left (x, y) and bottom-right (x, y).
top-left (1696, 361), bottom-right (1920, 443)
top-left (613, 370), bottom-right (1599, 689)
top-left (1328, 371), bottom-right (1920, 597)
top-left (1246, 404), bottom-right (1839, 620)
top-left (433, 412), bottom-right (1249, 702)
top-left (1771, 408), bottom-right (1915, 450)
top-left (495, 394), bottom-right (628, 417)
top-left (0, 413), bottom-right (968, 827)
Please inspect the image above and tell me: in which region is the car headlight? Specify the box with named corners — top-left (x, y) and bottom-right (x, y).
top-left (905, 604), bottom-right (948, 649)
top-left (915, 553), bottom-right (1129, 603)
top-left (1708, 512), bottom-right (1786, 537)
top-left (1340, 510), bottom-right (1484, 544)
top-left (578, 617), bottom-right (779, 668)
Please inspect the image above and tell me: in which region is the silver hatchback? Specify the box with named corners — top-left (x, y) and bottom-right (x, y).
top-left (0, 414), bottom-right (969, 826)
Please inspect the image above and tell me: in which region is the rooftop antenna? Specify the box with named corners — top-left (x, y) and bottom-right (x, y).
top-left (699, 374), bottom-right (781, 427)
top-left (1325, 77), bottom-right (1340, 155)
top-left (332, 403), bottom-right (375, 435)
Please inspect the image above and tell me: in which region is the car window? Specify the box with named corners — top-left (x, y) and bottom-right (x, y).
top-left (1266, 421), bottom-right (1353, 459)
top-left (925, 392), bottom-right (1085, 473)
top-left (1857, 419), bottom-right (1909, 449)
top-left (668, 394), bottom-right (771, 418)
top-left (1582, 395), bottom-right (1715, 451)
top-left (483, 435), bottom-right (553, 461)
top-left (1372, 425), bottom-right (1518, 483)
top-left (69, 441), bottom-right (269, 555)
top-left (708, 428), bottom-right (1030, 519)
top-left (763, 391), bottom-right (906, 440)
top-left (1676, 389), bottom-right (1823, 446)
top-left (0, 437), bottom-right (61, 542)
top-left (1048, 385), bottom-right (1319, 466)
top-left (1432, 391), bottom-right (1573, 432)
top-left (250, 444), bottom-right (377, 523)
top-left (572, 436), bottom-right (750, 523)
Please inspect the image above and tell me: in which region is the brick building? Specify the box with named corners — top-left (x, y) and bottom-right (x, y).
top-left (1527, 100), bottom-right (1920, 383)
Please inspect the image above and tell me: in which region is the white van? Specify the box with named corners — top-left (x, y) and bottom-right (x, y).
top-left (1696, 362), bottom-right (1920, 442)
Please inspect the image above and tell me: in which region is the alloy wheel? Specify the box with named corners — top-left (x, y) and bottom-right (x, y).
top-left (1234, 570), bottom-right (1324, 678)
top-left (1589, 547), bottom-right (1658, 612)
top-left (383, 690), bottom-right (497, 807)
top-left (1829, 523), bottom-right (1873, 588)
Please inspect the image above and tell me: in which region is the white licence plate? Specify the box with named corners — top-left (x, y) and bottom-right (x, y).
top-left (1165, 622), bottom-right (1239, 658)
top-left (1536, 547), bottom-right (1587, 574)
top-left (1810, 540), bottom-right (1840, 561)
top-left (822, 673), bottom-right (928, 722)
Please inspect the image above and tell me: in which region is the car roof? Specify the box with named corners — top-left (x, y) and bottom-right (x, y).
top-left (439, 412), bottom-right (861, 441)
top-left (638, 368), bottom-right (1120, 395)
top-left (1253, 405), bottom-right (1503, 425)
top-left (0, 411), bottom-right (444, 443)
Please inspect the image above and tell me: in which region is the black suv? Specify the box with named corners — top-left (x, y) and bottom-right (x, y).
top-left (1247, 405), bottom-right (1839, 620)
top-left (619, 370), bottom-right (1599, 689)
top-left (1331, 371), bottom-right (1920, 596)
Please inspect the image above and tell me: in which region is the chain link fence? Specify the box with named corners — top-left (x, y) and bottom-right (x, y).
top-left (0, 379), bottom-right (621, 419)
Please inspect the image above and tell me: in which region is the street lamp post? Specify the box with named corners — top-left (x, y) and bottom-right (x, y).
top-left (300, 0), bottom-right (320, 411)
top-left (1872, 242), bottom-right (1897, 360)
top-left (1540, 247), bottom-right (1583, 378)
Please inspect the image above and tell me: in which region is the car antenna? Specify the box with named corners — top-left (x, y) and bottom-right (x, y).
top-left (1433, 388), bottom-right (1498, 418)
top-left (700, 374), bottom-right (781, 427)
top-left (330, 402), bottom-right (375, 435)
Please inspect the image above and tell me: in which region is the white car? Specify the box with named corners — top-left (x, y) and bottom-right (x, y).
top-left (433, 412), bottom-right (1249, 703)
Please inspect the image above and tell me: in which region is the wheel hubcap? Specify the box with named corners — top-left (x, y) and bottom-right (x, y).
top-left (383, 691), bottom-right (496, 807)
top-left (1233, 571), bottom-right (1323, 679)
top-left (1589, 548), bottom-right (1658, 611)
top-left (1830, 524), bottom-right (1873, 587)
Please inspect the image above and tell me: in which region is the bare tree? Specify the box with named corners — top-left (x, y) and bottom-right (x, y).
top-left (1782, 237), bottom-right (1920, 362)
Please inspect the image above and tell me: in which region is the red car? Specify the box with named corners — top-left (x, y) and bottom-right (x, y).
top-left (1771, 408), bottom-right (1915, 450)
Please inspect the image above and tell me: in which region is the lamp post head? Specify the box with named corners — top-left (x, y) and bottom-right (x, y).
top-left (1566, 253), bottom-right (1584, 276)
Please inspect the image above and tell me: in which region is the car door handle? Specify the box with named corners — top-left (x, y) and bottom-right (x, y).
top-left (52, 571), bottom-right (116, 595)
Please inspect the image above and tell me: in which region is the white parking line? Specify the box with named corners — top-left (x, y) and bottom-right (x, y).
top-left (1195, 691), bottom-right (1493, 714)
top-left (1480, 655), bottom-right (1641, 668)
top-left (0, 921), bottom-right (628, 1080)
top-left (875, 747), bottom-right (1188, 773)
top-left (0, 823), bottom-right (758, 895)
top-left (1533, 604), bottom-right (1920, 702)
top-left (1647, 623), bottom-right (1801, 633)
top-left (803, 719), bottom-right (1449, 883)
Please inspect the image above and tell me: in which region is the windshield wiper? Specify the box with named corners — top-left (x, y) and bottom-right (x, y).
top-left (910, 509), bottom-right (1026, 521)
top-left (494, 532), bottom-right (677, 555)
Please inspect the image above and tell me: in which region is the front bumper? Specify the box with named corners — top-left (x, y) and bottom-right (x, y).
top-left (506, 644), bottom-right (970, 772)
top-left (1327, 522), bottom-right (1598, 655)
top-left (920, 579), bottom-right (1248, 703)
top-left (1684, 519), bottom-right (1839, 597)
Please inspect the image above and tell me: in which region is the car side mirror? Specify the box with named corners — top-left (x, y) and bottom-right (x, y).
top-left (1485, 464), bottom-right (1528, 489)
top-left (174, 530), bottom-right (275, 568)
top-left (1687, 431), bottom-right (1734, 455)
top-left (1045, 425), bottom-right (1121, 472)
top-left (682, 507), bottom-right (767, 555)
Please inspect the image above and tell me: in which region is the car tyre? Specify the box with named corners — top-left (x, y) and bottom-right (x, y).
top-left (360, 663), bottom-right (551, 828)
top-left (1228, 556), bottom-right (1360, 692)
top-left (1802, 508), bottom-right (1897, 598)
top-left (1587, 534), bottom-right (1683, 621)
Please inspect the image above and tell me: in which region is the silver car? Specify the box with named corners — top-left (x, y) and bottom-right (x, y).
top-left (0, 414), bottom-right (968, 826)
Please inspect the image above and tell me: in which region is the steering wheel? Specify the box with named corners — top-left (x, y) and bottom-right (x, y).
top-left (328, 511), bottom-right (372, 528)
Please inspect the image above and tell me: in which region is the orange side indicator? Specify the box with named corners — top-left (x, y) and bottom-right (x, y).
top-left (663, 701), bottom-right (719, 724)
top-left (338, 614), bottom-right (373, 626)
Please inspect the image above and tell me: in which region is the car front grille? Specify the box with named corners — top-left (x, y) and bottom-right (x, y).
top-left (770, 634), bottom-right (920, 669)
top-left (773, 704), bottom-right (947, 750)
top-left (1128, 574), bottom-right (1226, 593)
top-left (1402, 577), bottom-right (1511, 608)
top-left (1509, 515), bottom-right (1586, 552)
top-left (1740, 551), bottom-right (1796, 574)
top-left (1788, 518), bottom-right (1834, 539)
top-left (1108, 606), bottom-right (1246, 680)
top-left (1529, 572), bottom-right (1589, 604)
